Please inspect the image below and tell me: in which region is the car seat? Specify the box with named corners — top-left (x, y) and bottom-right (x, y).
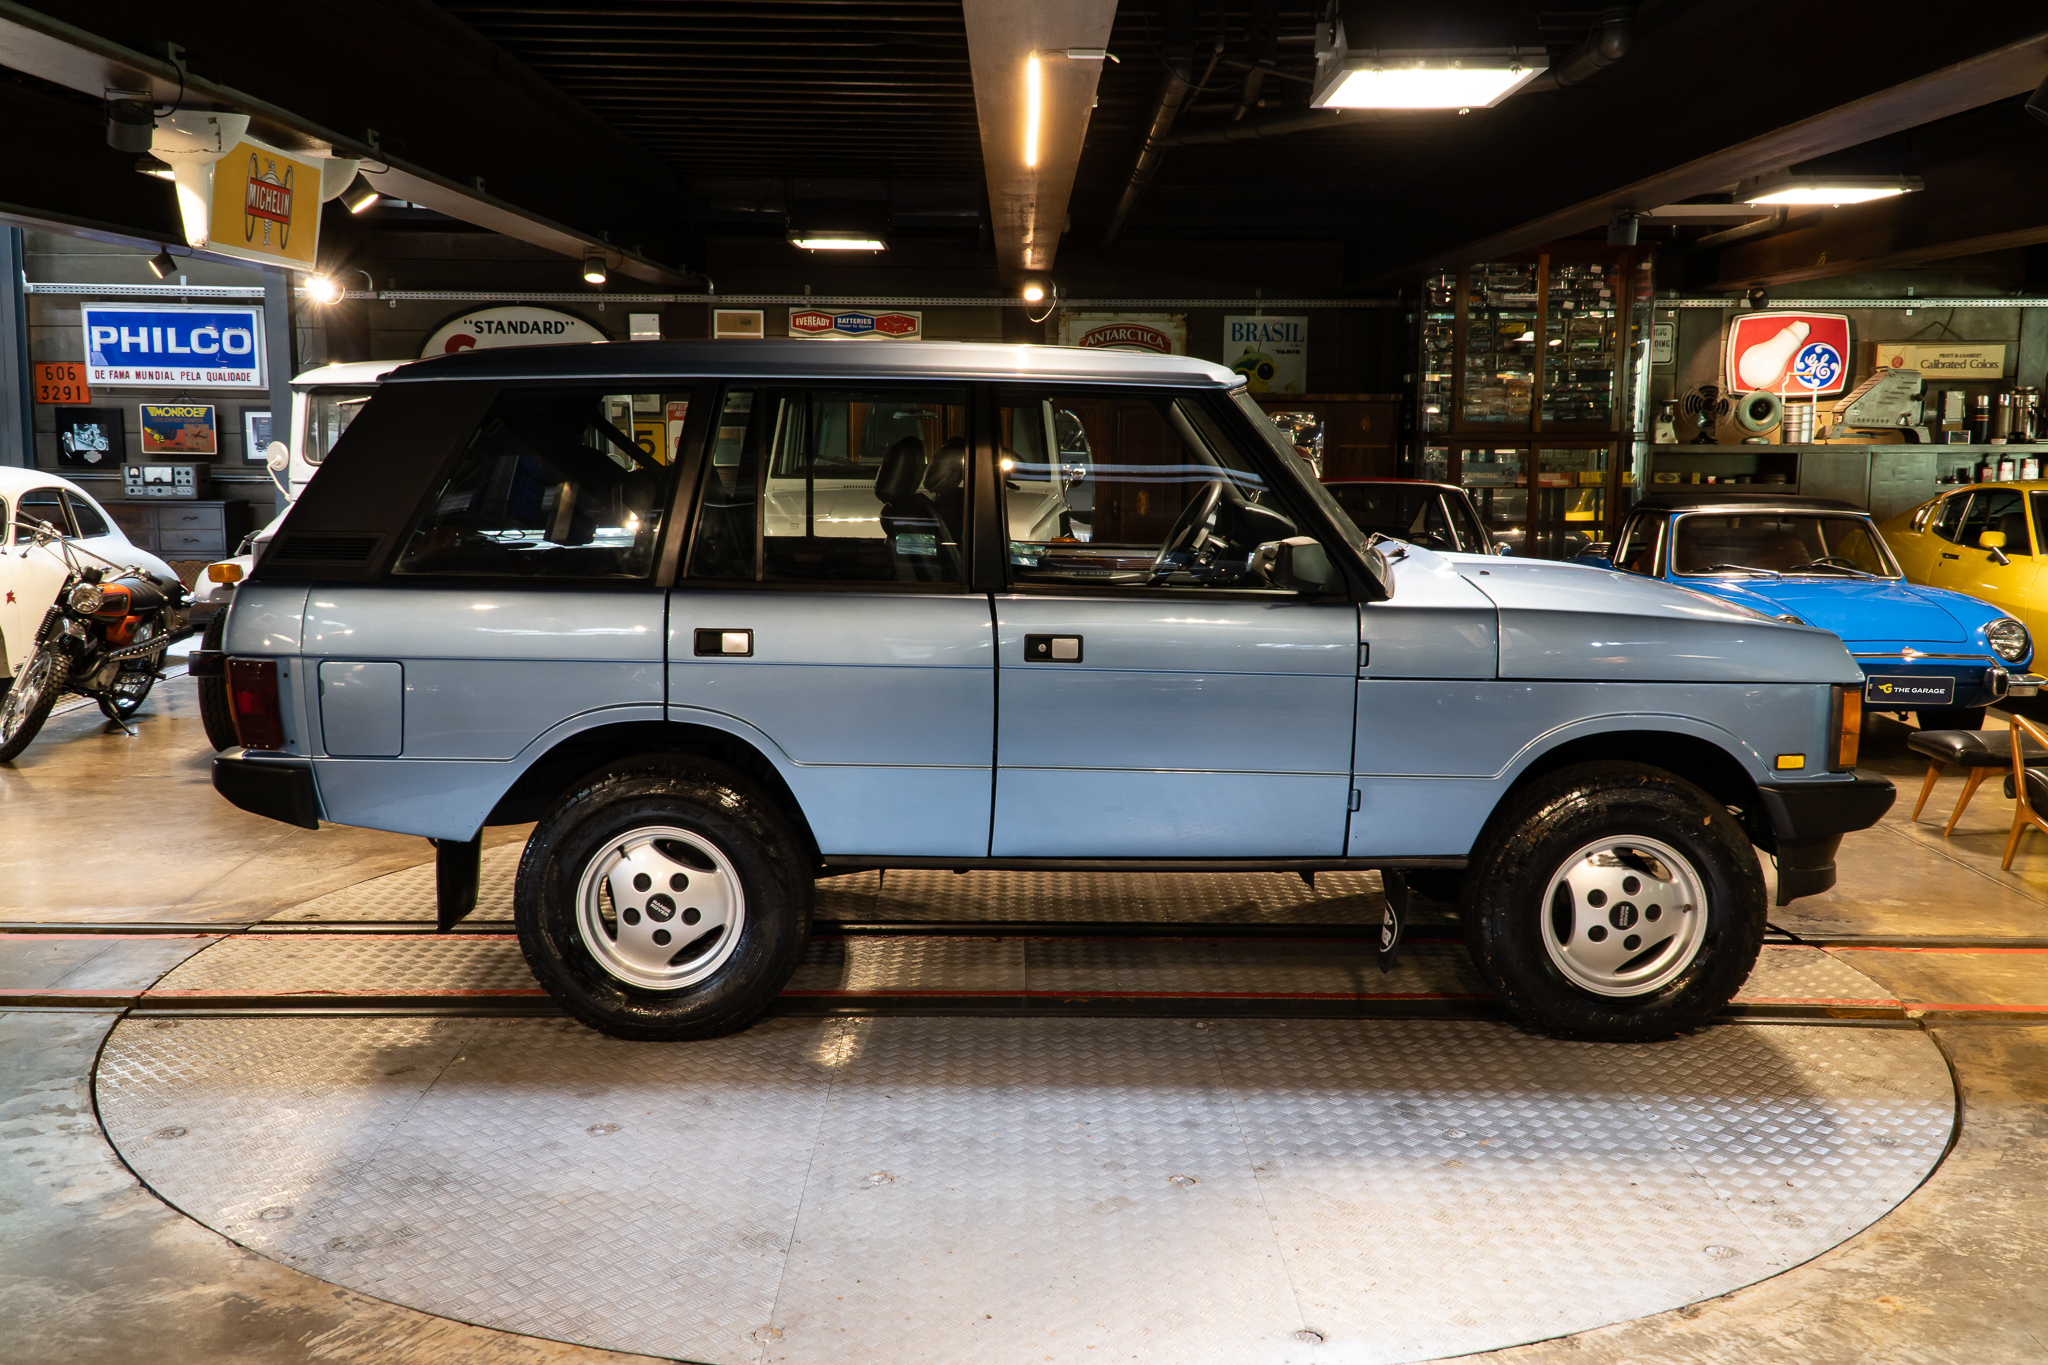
top-left (875, 437), bottom-right (952, 581)
top-left (1995, 511), bottom-right (2029, 553)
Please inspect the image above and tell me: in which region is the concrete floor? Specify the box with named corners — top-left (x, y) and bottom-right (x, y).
top-left (4, 676), bottom-right (2048, 1362)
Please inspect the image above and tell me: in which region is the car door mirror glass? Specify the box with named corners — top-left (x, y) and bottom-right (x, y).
top-left (1981, 530), bottom-right (2007, 549)
top-left (1253, 536), bottom-right (1336, 593)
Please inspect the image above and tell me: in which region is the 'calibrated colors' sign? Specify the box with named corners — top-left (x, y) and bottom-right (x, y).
top-left (788, 308), bottom-right (922, 340)
top-left (1725, 312), bottom-right (1852, 397)
top-left (139, 403), bottom-right (218, 456)
top-left (420, 305), bottom-right (609, 359)
top-left (1224, 315), bottom-right (1308, 394)
top-left (81, 304), bottom-right (265, 389)
top-left (1059, 312), bottom-right (1186, 355)
top-left (201, 139), bottom-right (323, 271)
top-left (1876, 343), bottom-right (2006, 379)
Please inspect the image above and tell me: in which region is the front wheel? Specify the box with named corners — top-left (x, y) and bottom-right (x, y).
top-left (1463, 761), bottom-right (1766, 1041)
top-left (514, 757), bottom-right (812, 1040)
top-left (0, 646), bottom-right (68, 764)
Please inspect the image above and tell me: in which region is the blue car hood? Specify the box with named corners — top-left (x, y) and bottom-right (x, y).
top-left (1688, 577), bottom-right (1967, 647)
top-left (1439, 554), bottom-right (1862, 684)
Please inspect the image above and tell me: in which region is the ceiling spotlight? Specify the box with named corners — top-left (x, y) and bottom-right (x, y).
top-left (341, 174), bottom-right (381, 214)
top-left (135, 154), bottom-right (176, 181)
top-left (1021, 282), bottom-right (1046, 303)
top-left (582, 253), bottom-right (608, 285)
top-left (304, 274), bottom-right (343, 304)
top-left (104, 92), bottom-right (154, 153)
top-left (147, 248), bottom-right (177, 280)
top-left (1739, 172), bottom-right (1923, 206)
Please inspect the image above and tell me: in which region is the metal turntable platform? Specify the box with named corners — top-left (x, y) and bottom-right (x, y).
top-left (97, 1010), bottom-right (1954, 1365)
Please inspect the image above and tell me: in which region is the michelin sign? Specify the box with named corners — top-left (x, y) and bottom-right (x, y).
top-left (81, 304), bottom-right (265, 389)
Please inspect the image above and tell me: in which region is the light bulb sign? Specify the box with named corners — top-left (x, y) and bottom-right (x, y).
top-left (80, 304), bottom-right (266, 389)
top-left (1724, 312), bottom-right (1851, 397)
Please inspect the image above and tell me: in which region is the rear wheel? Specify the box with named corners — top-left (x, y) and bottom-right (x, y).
top-left (514, 756), bottom-right (811, 1040)
top-left (0, 646), bottom-right (67, 764)
top-left (196, 613), bottom-right (239, 750)
top-left (1463, 761), bottom-right (1766, 1041)
top-left (1915, 706), bottom-right (1986, 732)
top-left (98, 618), bottom-right (166, 722)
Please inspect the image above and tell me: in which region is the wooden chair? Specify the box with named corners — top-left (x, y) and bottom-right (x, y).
top-left (1907, 726), bottom-right (2046, 836)
top-left (2002, 714), bottom-right (2048, 869)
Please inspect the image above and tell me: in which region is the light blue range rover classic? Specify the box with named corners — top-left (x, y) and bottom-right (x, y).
top-left (207, 342), bottom-right (1891, 1042)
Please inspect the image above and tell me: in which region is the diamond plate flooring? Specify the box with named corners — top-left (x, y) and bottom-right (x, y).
top-left (95, 1015), bottom-right (1955, 1365)
top-left (137, 933), bottom-right (1895, 1012)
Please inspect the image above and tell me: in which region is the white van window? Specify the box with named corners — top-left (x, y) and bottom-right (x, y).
top-left (305, 389), bottom-right (375, 465)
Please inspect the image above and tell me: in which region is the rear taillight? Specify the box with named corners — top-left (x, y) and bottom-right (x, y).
top-left (1830, 685), bottom-right (1861, 772)
top-left (226, 658), bottom-right (286, 750)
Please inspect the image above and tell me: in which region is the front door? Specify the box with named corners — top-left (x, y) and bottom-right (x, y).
top-left (989, 386), bottom-right (1358, 858)
top-left (1927, 487), bottom-right (2047, 634)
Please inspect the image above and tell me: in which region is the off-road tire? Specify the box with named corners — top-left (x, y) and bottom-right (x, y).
top-left (196, 613), bottom-right (239, 751)
top-left (515, 756), bottom-right (811, 1040)
top-left (0, 647), bottom-right (67, 764)
top-left (1463, 760), bottom-right (1766, 1042)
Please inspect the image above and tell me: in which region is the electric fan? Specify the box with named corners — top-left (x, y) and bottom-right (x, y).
top-left (1681, 382), bottom-right (1733, 444)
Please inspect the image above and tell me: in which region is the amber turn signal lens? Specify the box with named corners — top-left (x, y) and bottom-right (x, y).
top-left (1832, 686), bottom-right (1862, 772)
top-left (207, 562), bottom-right (244, 584)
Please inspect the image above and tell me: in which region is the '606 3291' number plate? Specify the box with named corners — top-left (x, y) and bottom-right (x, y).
top-left (1864, 674), bottom-right (1955, 708)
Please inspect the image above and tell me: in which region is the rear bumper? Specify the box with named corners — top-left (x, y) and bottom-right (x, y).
top-left (1755, 769), bottom-right (1896, 906)
top-left (212, 748), bottom-right (321, 830)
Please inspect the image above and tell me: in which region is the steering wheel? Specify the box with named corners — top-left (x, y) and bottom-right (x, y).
top-left (1151, 479), bottom-right (1224, 581)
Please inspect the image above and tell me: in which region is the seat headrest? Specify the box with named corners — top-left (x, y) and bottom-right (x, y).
top-left (1996, 511), bottom-right (2028, 545)
top-left (875, 436), bottom-right (926, 504)
top-left (925, 437), bottom-right (968, 494)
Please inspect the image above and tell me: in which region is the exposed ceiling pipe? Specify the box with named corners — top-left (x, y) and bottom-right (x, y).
top-left (1161, 108), bottom-right (1379, 147)
top-left (1232, 0), bottom-right (1278, 121)
top-left (1526, 5), bottom-right (1637, 91)
top-left (1100, 0), bottom-right (1199, 249)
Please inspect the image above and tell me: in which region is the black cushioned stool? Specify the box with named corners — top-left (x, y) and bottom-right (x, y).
top-left (1908, 727), bottom-right (2048, 836)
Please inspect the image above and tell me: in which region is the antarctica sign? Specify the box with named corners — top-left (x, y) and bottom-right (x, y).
top-left (81, 304), bottom-right (266, 389)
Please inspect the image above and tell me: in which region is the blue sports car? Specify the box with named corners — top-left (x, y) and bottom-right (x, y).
top-left (1577, 493), bottom-right (2040, 729)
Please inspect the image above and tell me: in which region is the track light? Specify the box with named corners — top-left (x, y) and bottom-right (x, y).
top-left (147, 248), bottom-right (176, 280)
top-left (304, 274), bottom-right (343, 304)
top-left (582, 253), bottom-right (608, 285)
top-left (135, 154), bottom-right (175, 180)
top-left (1022, 279), bottom-right (1057, 323)
top-left (341, 174), bottom-right (381, 214)
top-left (105, 92), bottom-right (154, 153)
top-left (1021, 283), bottom-right (1046, 303)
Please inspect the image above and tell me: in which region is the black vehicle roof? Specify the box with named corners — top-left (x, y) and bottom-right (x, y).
top-left (381, 339), bottom-right (1245, 388)
top-left (1629, 493), bottom-right (1867, 515)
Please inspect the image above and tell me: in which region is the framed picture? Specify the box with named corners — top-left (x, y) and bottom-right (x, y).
top-left (241, 407), bottom-right (275, 463)
top-left (53, 406), bottom-right (125, 468)
top-left (138, 403), bottom-right (218, 456)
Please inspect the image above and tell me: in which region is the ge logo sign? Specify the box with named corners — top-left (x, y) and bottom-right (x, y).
top-left (1793, 342), bottom-right (1842, 391)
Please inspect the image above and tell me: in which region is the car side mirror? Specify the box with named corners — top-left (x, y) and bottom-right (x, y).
top-left (1980, 530), bottom-right (2011, 565)
top-left (1254, 536), bottom-right (1336, 593)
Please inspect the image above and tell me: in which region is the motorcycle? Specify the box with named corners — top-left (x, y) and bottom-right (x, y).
top-left (0, 515), bottom-right (190, 762)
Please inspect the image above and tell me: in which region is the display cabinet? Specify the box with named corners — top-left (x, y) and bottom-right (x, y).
top-left (1410, 247), bottom-right (1648, 556)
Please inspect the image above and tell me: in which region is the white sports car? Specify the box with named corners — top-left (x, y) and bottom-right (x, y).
top-left (0, 466), bottom-right (181, 698)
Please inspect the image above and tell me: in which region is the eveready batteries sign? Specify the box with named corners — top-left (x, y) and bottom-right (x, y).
top-left (80, 304), bottom-right (265, 389)
top-left (788, 308), bottom-right (921, 340)
top-left (1725, 312), bottom-right (1851, 397)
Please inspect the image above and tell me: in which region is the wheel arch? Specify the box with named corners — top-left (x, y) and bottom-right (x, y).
top-left (484, 717), bottom-right (820, 861)
top-left (1495, 727), bottom-right (1773, 852)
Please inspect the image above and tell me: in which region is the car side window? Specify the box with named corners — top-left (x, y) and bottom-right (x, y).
top-left (393, 387), bottom-right (683, 579)
top-left (1955, 489), bottom-right (2024, 552)
top-left (685, 385), bottom-right (970, 585)
top-left (16, 488), bottom-right (74, 539)
top-left (1909, 500), bottom-right (1936, 533)
top-left (999, 388), bottom-right (1326, 592)
top-left (1614, 514), bottom-right (1662, 575)
top-left (1931, 493), bottom-right (1969, 544)
top-left (63, 491), bottom-right (111, 539)
top-left (1446, 493), bottom-right (1486, 552)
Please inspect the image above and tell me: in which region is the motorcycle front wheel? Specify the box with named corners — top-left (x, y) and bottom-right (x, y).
top-left (99, 619), bottom-right (166, 722)
top-left (0, 646), bottom-right (68, 763)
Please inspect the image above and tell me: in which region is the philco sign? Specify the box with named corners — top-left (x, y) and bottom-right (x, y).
top-left (1059, 312), bottom-right (1186, 355)
top-left (80, 304), bottom-right (265, 389)
top-left (787, 308), bottom-right (922, 340)
top-left (199, 139), bottom-right (322, 270)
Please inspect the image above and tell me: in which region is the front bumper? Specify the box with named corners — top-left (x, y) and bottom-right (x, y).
top-left (212, 748), bottom-right (321, 830)
top-left (1855, 658), bottom-right (2012, 711)
top-left (1754, 769), bottom-right (1896, 906)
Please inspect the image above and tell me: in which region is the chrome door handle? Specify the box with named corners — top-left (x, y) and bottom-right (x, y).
top-left (1025, 634), bottom-right (1082, 662)
top-left (693, 629), bottom-right (752, 657)
top-left (1940, 552), bottom-right (1960, 559)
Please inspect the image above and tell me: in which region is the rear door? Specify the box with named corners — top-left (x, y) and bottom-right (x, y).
top-left (668, 382), bottom-right (994, 859)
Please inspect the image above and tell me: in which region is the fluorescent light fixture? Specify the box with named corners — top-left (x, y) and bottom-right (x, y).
top-left (1312, 48), bottom-right (1546, 110)
top-left (582, 253), bottom-right (608, 285)
top-left (1024, 55), bottom-right (1042, 167)
top-left (790, 235), bottom-right (888, 252)
top-left (1739, 172), bottom-right (1923, 206)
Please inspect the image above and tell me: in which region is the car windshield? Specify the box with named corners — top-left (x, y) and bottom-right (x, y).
top-left (1671, 512), bottom-right (1900, 578)
top-left (1229, 388), bottom-right (1389, 591)
top-left (1324, 485), bottom-right (1464, 552)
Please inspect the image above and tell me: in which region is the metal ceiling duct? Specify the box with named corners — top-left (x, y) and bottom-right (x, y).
top-left (961, 0), bottom-right (1120, 286)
